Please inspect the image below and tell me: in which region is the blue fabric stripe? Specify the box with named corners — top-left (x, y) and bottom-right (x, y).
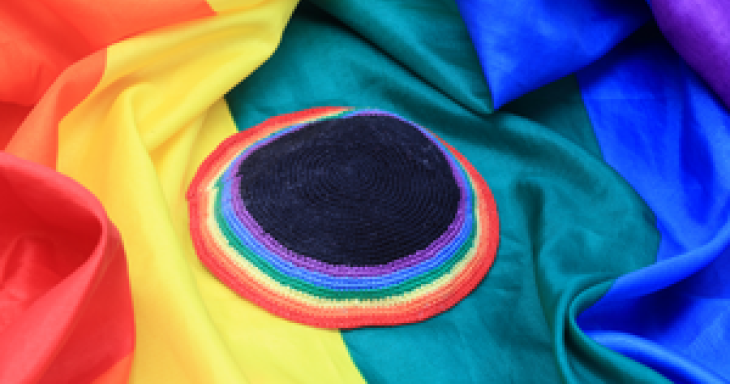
top-left (577, 25), bottom-right (730, 382)
top-left (455, 0), bottom-right (649, 108)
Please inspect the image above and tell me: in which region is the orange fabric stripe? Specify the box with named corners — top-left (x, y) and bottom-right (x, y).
top-left (0, 0), bottom-right (214, 106)
top-left (31, 0), bottom-right (214, 50)
top-left (0, 0), bottom-right (215, 167)
top-left (91, 353), bottom-right (134, 384)
top-left (4, 52), bottom-right (106, 168)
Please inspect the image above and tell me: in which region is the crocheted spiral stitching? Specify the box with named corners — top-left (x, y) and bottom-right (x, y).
top-left (187, 107), bottom-right (499, 328)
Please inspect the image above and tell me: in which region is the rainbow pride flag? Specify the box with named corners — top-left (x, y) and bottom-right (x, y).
top-left (1, 0), bottom-right (728, 383)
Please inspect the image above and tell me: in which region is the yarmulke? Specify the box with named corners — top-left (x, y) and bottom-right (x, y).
top-left (187, 107), bottom-right (499, 328)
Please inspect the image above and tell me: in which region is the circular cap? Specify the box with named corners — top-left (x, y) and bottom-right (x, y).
top-left (187, 107), bottom-right (499, 328)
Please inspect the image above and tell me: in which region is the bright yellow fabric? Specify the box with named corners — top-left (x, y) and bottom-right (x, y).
top-left (205, 0), bottom-right (260, 13)
top-left (56, 2), bottom-right (366, 383)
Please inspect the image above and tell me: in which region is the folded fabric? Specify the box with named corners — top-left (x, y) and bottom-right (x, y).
top-left (224, 2), bottom-right (669, 382)
top-left (0, 152), bottom-right (134, 384)
top-left (3, 0), bottom-right (729, 382)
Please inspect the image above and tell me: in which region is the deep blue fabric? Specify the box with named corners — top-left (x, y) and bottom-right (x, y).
top-left (577, 26), bottom-right (730, 383)
top-left (454, 0), bottom-right (650, 109)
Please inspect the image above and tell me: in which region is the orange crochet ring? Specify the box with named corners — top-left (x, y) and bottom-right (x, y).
top-left (187, 107), bottom-right (499, 328)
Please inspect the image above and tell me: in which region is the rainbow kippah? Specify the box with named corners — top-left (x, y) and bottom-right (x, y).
top-left (187, 107), bottom-right (499, 328)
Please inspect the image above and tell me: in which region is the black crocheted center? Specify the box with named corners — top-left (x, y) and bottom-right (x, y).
top-left (236, 114), bottom-right (460, 266)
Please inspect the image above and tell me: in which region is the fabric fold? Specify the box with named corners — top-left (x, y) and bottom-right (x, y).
top-left (225, 2), bottom-right (669, 381)
top-left (0, 152), bottom-right (135, 384)
top-left (454, 0), bottom-right (649, 108)
top-left (578, 24), bottom-right (730, 383)
top-left (54, 1), bottom-right (365, 382)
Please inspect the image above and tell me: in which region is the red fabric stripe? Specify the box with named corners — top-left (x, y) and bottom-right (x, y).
top-left (0, 153), bottom-right (135, 383)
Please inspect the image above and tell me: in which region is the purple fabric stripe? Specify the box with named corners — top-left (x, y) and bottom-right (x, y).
top-left (653, 0), bottom-right (730, 108)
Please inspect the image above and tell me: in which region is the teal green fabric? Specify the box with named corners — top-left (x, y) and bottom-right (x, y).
top-left (225, 1), bottom-right (669, 382)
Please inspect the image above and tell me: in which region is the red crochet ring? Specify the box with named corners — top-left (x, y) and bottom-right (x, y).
top-left (187, 107), bottom-right (499, 328)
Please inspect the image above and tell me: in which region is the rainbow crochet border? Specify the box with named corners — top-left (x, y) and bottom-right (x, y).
top-left (187, 107), bottom-right (499, 328)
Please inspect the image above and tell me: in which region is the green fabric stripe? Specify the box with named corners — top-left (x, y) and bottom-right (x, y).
top-left (223, 1), bottom-right (667, 383)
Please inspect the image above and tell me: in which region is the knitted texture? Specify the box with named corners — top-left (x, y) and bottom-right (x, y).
top-left (187, 107), bottom-right (499, 328)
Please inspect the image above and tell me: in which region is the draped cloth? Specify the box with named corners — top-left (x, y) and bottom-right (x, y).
top-left (2, 0), bottom-right (729, 383)
top-left (458, 0), bottom-right (730, 382)
top-left (0, 152), bottom-right (134, 383)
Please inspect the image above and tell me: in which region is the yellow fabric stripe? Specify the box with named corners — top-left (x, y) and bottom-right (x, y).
top-left (56, 2), bottom-right (366, 383)
top-left (205, 0), bottom-right (269, 13)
